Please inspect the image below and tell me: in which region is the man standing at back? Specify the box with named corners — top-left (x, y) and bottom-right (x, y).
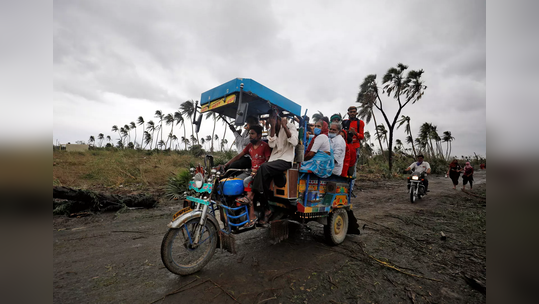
top-left (342, 106), bottom-right (365, 189)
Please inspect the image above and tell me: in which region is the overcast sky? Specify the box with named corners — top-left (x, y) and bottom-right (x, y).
top-left (53, 0), bottom-right (486, 158)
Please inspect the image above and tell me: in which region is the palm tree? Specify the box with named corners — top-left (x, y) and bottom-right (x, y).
top-left (155, 110), bottom-right (164, 147)
top-left (221, 138), bottom-right (228, 151)
top-left (357, 83), bottom-right (384, 154)
top-left (200, 137), bottom-right (206, 150)
top-left (172, 110), bottom-right (186, 150)
top-left (106, 135), bottom-right (111, 144)
top-left (356, 63), bottom-right (427, 171)
top-left (375, 124), bottom-right (388, 148)
top-left (130, 122), bottom-right (137, 148)
top-left (111, 125), bottom-right (121, 143)
top-left (146, 120), bottom-right (156, 150)
top-left (123, 124), bottom-right (131, 145)
top-left (88, 135), bottom-right (95, 146)
top-left (143, 131), bottom-right (152, 149)
top-left (164, 113), bottom-right (175, 149)
top-left (442, 131), bottom-right (455, 160)
top-left (97, 133), bottom-right (104, 147)
top-left (137, 116), bottom-right (145, 149)
top-left (205, 112), bottom-right (217, 152)
top-left (181, 136), bottom-right (190, 148)
top-left (171, 134), bottom-right (178, 150)
top-left (120, 127), bottom-right (128, 148)
top-left (312, 111), bottom-right (325, 123)
top-left (180, 100), bottom-right (197, 143)
top-left (397, 115), bottom-right (417, 157)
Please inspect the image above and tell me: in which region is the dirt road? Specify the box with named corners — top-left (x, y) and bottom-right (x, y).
top-left (53, 170), bottom-right (486, 304)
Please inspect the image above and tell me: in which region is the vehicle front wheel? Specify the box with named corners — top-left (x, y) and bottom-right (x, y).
top-left (410, 187), bottom-right (416, 203)
top-left (161, 217), bottom-right (218, 275)
top-left (324, 208), bottom-right (349, 245)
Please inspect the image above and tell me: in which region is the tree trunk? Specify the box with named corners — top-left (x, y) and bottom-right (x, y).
top-left (53, 186), bottom-right (157, 215)
top-left (211, 118), bottom-right (216, 152)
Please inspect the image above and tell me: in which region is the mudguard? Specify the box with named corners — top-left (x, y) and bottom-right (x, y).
top-left (167, 210), bottom-right (221, 247)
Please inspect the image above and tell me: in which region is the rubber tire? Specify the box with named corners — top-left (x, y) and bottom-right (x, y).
top-left (161, 218), bottom-right (218, 275)
top-left (324, 208), bottom-right (349, 245)
top-left (410, 186), bottom-right (417, 203)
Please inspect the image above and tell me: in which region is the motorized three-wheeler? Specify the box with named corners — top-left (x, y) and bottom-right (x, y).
top-left (161, 78), bottom-right (359, 275)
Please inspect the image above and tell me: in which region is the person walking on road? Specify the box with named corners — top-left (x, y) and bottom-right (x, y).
top-left (446, 159), bottom-right (462, 190)
top-left (462, 161), bottom-right (474, 190)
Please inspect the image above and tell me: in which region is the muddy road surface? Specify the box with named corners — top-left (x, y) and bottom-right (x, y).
top-left (54, 171), bottom-right (486, 304)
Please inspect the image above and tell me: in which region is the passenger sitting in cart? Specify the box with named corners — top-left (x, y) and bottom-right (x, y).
top-left (224, 125), bottom-right (271, 227)
top-left (328, 122), bottom-right (346, 176)
top-left (223, 115), bottom-right (260, 177)
top-left (299, 120), bottom-right (334, 178)
top-left (252, 111), bottom-right (298, 225)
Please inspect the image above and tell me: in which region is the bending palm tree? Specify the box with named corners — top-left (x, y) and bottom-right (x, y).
top-left (442, 131), bottom-right (455, 160)
top-left (357, 83), bottom-right (384, 154)
top-left (397, 115), bottom-right (417, 157)
top-left (137, 116), bottom-right (145, 149)
top-left (205, 112), bottom-right (217, 152)
top-left (143, 131), bottom-right (152, 149)
top-left (130, 122), bottom-right (137, 148)
top-left (155, 110), bottom-right (164, 148)
top-left (180, 100), bottom-right (197, 143)
top-left (164, 113), bottom-right (174, 149)
top-left (97, 133), bottom-right (104, 148)
top-left (146, 120), bottom-right (156, 150)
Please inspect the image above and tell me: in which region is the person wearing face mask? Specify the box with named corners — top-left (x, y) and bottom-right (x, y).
top-left (225, 125), bottom-right (271, 227)
top-left (328, 122), bottom-right (346, 176)
top-left (300, 120), bottom-right (334, 178)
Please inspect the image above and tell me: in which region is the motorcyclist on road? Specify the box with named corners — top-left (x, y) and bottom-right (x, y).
top-left (405, 154), bottom-right (432, 193)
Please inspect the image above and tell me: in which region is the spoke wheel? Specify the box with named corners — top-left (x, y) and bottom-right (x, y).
top-left (324, 208), bottom-right (349, 245)
top-left (161, 217), bottom-right (218, 275)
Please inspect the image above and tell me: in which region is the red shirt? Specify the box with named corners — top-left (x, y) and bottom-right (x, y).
top-left (342, 118), bottom-right (365, 149)
top-left (242, 141), bottom-right (271, 171)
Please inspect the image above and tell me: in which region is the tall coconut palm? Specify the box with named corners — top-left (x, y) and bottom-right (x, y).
top-left (442, 131), bottom-right (455, 160)
top-left (137, 116), bottom-right (145, 149)
top-left (397, 115), bottom-right (417, 157)
top-left (143, 131), bottom-right (152, 149)
top-left (375, 124), bottom-right (388, 148)
top-left (97, 133), bottom-right (104, 147)
top-left (312, 111), bottom-right (325, 123)
top-left (180, 100), bottom-right (197, 143)
top-left (111, 125), bottom-right (121, 143)
top-left (123, 124), bottom-right (131, 145)
top-left (88, 135), bottom-right (95, 146)
top-left (129, 122), bottom-right (137, 148)
top-left (146, 120), bottom-right (156, 150)
top-left (164, 113), bottom-right (174, 149)
top-left (205, 112), bottom-right (217, 152)
top-left (221, 138), bottom-right (228, 152)
top-left (155, 110), bottom-right (164, 146)
top-left (356, 64), bottom-right (427, 172)
top-left (357, 82), bottom-right (384, 155)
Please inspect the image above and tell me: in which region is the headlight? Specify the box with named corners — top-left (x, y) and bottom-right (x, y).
top-left (194, 172), bottom-right (204, 188)
top-left (412, 175), bottom-right (419, 180)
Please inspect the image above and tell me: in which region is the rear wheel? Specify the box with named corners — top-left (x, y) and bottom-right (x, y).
top-left (161, 217), bottom-right (218, 275)
top-left (324, 208), bottom-right (349, 245)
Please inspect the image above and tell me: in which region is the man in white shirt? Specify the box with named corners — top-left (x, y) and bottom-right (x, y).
top-left (252, 112), bottom-right (298, 224)
top-left (405, 154), bottom-right (431, 193)
top-left (328, 122), bottom-right (346, 176)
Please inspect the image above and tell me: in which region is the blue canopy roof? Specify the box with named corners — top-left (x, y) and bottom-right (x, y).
top-left (200, 78), bottom-right (302, 117)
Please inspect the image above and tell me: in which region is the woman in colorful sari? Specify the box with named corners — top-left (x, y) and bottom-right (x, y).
top-left (300, 120), bottom-right (334, 178)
